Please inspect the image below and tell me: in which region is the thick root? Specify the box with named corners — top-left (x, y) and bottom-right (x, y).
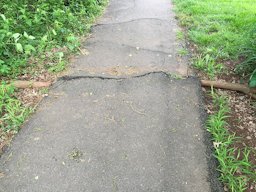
top-left (11, 81), bottom-right (51, 89)
top-left (201, 80), bottom-right (256, 99)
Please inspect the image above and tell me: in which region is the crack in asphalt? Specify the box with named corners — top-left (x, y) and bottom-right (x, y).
top-left (93, 18), bottom-right (171, 27)
top-left (52, 71), bottom-right (169, 89)
top-left (53, 71), bottom-right (189, 89)
top-left (58, 71), bottom-right (172, 81)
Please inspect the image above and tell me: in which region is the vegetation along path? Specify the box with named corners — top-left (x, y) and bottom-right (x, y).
top-left (0, 0), bottom-right (223, 191)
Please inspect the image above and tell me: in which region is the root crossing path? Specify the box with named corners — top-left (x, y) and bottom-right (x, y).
top-left (0, 0), bottom-right (222, 191)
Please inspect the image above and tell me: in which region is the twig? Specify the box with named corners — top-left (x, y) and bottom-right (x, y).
top-left (10, 81), bottom-right (51, 89)
top-left (129, 103), bottom-right (146, 115)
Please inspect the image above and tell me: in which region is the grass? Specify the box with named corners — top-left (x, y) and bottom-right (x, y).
top-left (173, 0), bottom-right (256, 79)
top-left (178, 48), bottom-right (189, 56)
top-left (207, 90), bottom-right (256, 191)
top-left (176, 31), bottom-right (185, 40)
top-left (193, 54), bottom-right (224, 79)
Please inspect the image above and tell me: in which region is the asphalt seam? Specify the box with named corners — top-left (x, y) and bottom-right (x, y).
top-left (52, 71), bottom-right (190, 91)
top-left (58, 71), bottom-right (173, 81)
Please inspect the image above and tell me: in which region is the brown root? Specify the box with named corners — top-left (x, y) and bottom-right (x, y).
top-left (201, 80), bottom-right (256, 99)
top-left (11, 81), bottom-right (51, 89)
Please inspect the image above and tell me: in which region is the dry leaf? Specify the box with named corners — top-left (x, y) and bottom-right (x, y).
top-left (213, 142), bottom-right (222, 148)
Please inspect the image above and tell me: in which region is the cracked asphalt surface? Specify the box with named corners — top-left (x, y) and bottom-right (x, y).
top-left (68, 0), bottom-right (187, 77)
top-left (0, 0), bottom-right (222, 191)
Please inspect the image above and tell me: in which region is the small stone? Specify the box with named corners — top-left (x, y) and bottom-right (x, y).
top-left (246, 136), bottom-right (252, 140)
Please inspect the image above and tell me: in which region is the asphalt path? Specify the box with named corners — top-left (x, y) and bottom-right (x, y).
top-left (0, 0), bottom-right (222, 191)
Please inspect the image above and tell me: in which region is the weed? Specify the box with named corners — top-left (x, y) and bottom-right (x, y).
top-left (0, 83), bottom-right (32, 132)
top-left (178, 48), bottom-right (189, 56)
top-left (207, 90), bottom-right (256, 191)
top-left (193, 54), bottom-right (224, 79)
top-left (39, 88), bottom-right (49, 95)
top-left (176, 31), bottom-right (184, 40)
top-left (68, 148), bottom-right (83, 162)
top-left (48, 61), bottom-right (66, 73)
top-left (167, 73), bottom-right (184, 80)
top-left (47, 52), bottom-right (66, 73)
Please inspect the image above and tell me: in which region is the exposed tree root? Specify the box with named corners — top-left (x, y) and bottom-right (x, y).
top-left (201, 80), bottom-right (256, 99)
top-left (11, 81), bottom-right (51, 89)
top-left (8, 80), bottom-right (256, 99)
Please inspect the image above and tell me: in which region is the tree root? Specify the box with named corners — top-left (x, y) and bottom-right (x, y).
top-left (11, 81), bottom-right (51, 89)
top-left (201, 80), bottom-right (256, 99)
top-left (8, 80), bottom-right (256, 99)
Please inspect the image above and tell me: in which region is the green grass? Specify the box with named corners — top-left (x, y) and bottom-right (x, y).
top-left (207, 90), bottom-right (256, 192)
top-left (173, 0), bottom-right (256, 79)
top-left (176, 31), bottom-right (185, 40)
top-left (178, 48), bottom-right (189, 56)
top-left (193, 54), bottom-right (224, 79)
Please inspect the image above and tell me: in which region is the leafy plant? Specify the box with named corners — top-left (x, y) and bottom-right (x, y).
top-left (178, 48), bottom-right (189, 56)
top-left (0, 83), bottom-right (32, 132)
top-left (0, 0), bottom-right (107, 77)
